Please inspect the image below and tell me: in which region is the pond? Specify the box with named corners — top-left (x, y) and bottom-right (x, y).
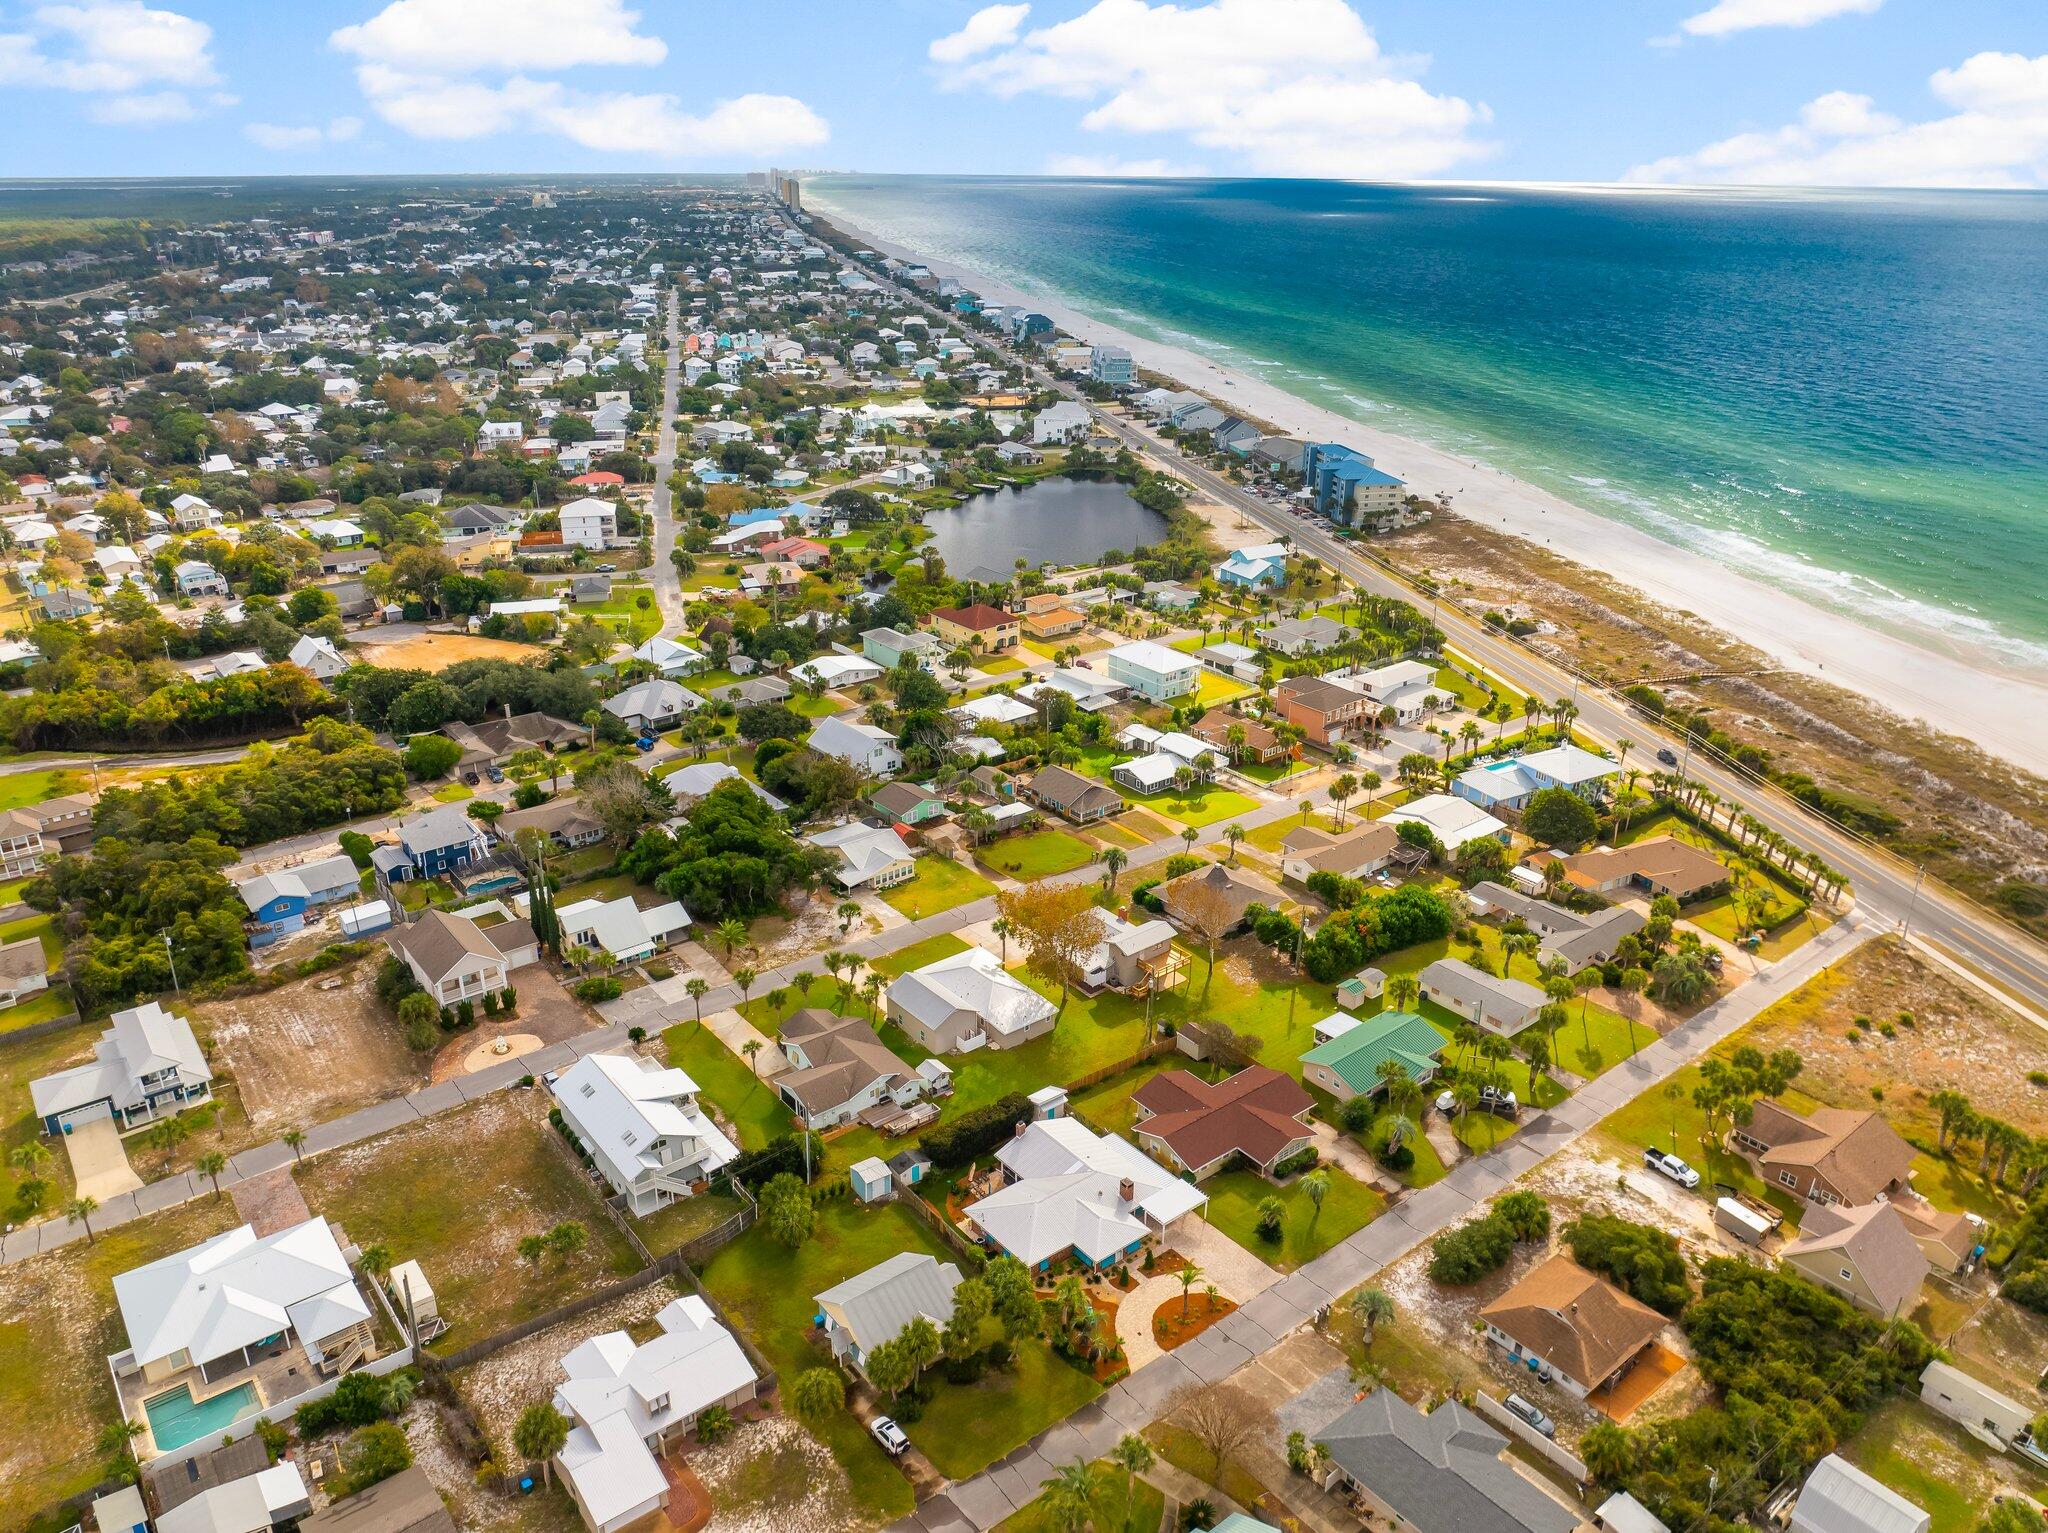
top-left (921, 475), bottom-right (1171, 580)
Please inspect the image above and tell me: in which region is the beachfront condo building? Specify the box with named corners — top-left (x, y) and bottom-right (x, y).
top-left (1304, 442), bottom-right (1406, 524)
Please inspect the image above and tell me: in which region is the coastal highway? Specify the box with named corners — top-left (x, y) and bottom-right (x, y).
top-left (1089, 402), bottom-right (2048, 1019)
top-left (815, 218), bottom-right (2048, 1019)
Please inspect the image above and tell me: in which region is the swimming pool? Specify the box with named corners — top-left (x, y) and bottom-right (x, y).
top-left (144, 1381), bottom-right (261, 1451)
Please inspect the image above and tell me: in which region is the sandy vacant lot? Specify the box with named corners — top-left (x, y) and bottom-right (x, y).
top-left (356, 632), bottom-right (539, 672)
top-left (198, 960), bottom-right (421, 1134)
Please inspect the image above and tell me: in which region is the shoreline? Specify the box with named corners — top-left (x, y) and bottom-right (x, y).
top-left (808, 194), bottom-right (2048, 780)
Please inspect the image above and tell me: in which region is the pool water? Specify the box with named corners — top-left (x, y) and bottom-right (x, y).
top-left (144, 1381), bottom-right (261, 1450)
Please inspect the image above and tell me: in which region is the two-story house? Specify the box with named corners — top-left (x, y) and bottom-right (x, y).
top-left (1274, 673), bottom-right (1378, 748)
top-left (553, 1052), bottom-right (740, 1215)
top-left (390, 804), bottom-right (489, 881)
top-left (30, 1001), bottom-right (214, 1134)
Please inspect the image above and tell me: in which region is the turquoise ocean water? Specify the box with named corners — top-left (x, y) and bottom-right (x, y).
top-left (806, 176), bottom-right (2048, 668)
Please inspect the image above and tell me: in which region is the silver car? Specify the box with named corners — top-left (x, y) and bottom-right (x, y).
top-left (1504, 1393), bottom-right (1555, 1438)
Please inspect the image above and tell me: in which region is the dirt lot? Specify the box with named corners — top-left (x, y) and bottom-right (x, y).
top-left (693, 1415), bottom-right (863, 1533)
top-left (401, 1398), bottom-right (584, 1532)
top-left (197, 959), bottom-right (422, 1133)
top-left (1380, 515), bottom-right (2048, 936)
top-left (429, 967), bottom-right (599, 1084)
top-left (1736, 935), bottom-right (2048, 1141)
top-left (741, 892), bottom-right (852, 970)
top-left (356, 632), bottom-right (539, 672)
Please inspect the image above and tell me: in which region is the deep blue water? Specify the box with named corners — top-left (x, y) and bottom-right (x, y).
top-left (809, 177), bottom-right (2048, 665)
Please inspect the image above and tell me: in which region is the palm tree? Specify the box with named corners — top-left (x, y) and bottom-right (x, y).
top-left (10, 1139), bottom-right (52, 1181)
top-left (992, 917), bottom-right (1012, 964)
top-left (685, 977), bottom-right (709, 1024)
top-left (741, 1039), bottom-right (763, 1078)
top-left (282, 1127), bottom-right (307, 1163)
top-left (1180, 825), bottom-right (1198, 853)
top-left (1223, 823), bottom-right (1246, 865)
top-left (716, 917), bottom-right (748, 960)
top-left (732, 966), bottom-right (757, 1009)
top-left (1385, 972), bottom-right (1421, 1015)
top-left (1101, 846), bottom-right (1128, 891)
top-left (1328, 773), bottom-right (1358, 829)
top-left (836, 901), bottom-right (861, 936)
top-left (1110, 1433), bottom-right (1155, 1533)
top-left (1349, 1287), bottom-right (1394, 1346)
top-left (196, 1149), bottom-right (228, 1200)
top-left (66, 1194), bottom-right (99, 1244)
top-left (1040, 1459), bottom-right (1097, 1533)
top-left (514, 1402), bottom-right (570, 1489)
top-left (1302, 1168), bottom-right (1331, 1228)
top-left (1178, 1259), bottom-right (1205, 1320)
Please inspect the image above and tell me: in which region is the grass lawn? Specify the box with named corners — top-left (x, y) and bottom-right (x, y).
top-left (994, 1460), bottom-right (1164, 1533)
top-left (980, 829), bottom-right (1098, 880)
top-left (1069, 1057), bottom-right (1195, 1136)
top-left (0, 1023), bottom-right (92, 1219)
top-left (1551, 1000), bottom-right (1659, 1079)
top-left (1842, 1400), bottom-right (2036, 1533)
top-left (1200, 1166), bottom-right (1386, 1271)
top-left (663, 1021), bottom-right (794, 1149)
top-left (0, 1199), bottom-right (239, 1532)
top-left (0, 984), bottom-right (75, 1035)
top-left (0, 910), bottom-right (61, 967)
top-left (552, 871), bottom-right (642, 908)
top-left (907, 1327), bottom-right (1102, 1480)
top-left (1130, 784), bottom-right (1259, 830)
top-left (881, 858), bottom-right (997, 920)
top-left (432, 781), bottom-right (474, 803)
top-left (979, 655), bottom-right (1026, 675)
top-left (697, 1198), bottom-right (954, 1522)
top-left (632, 1188), bottom-right (748, 1259)
top-left (1453, 1111), bottom-right (1517, 1153)
top-left (1248, 810), bottom-right (1342, 853)
top-left (1172, 671), bottom-right (1254, 708)
top-left (296, 1093), bottom-right (642, 1353)
top-left (1595, 1061), bottom-right (1804, 1225)
top-left (790, 691), bottom-right (843, 718)
top-left (0, 766), bottom-right (85, 813)
top-left (1433, 666), bottom-right (1495, 712)
top-left (1087, 819), bottom-right (1150, 851)
top-left (872, 932), bottom-right (972, 978)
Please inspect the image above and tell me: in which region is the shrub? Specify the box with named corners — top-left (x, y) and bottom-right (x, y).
top-left (729, 1131), bottom-right (825, 1189)
top-left (1495, 1190), bottom-right (1551, 1242)
top-left (397, 992), bottom-right (441, 1051)
top-left (1565, 1214), bottom-right (1692, 1313)
top-left (1271, 1145), bottom-right (1320, 1179)
top-left (921, 1092), bottom-right (1031, 1168)
top-left (376, 955), bottom-right (421, 1007)
top-left (1428, 1210), bottom-right (1517, 1284)
top-left (2004, 1262), bottom-right (2048, 1315)
top-left (574, 975), bottom-right (624, 1002)
top-left (331, 1421), bottom-right (412, 1497)
top-left (1163, 853), bottom-right (1205, 879)
top-left (403, 733), bottom-right (464, 781)
top-left (482, 990), bottom-right (500, 1017)
top-left (499, 986), bottom-right (517, 1013)
top-left (1339, 1096), bottom-right (1376, 1133)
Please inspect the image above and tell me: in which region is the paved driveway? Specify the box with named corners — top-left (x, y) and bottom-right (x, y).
top-left (1118, 1221), bottom-right (1283, 1370)
top-left (64, 1117), bottom-right (142, 1202)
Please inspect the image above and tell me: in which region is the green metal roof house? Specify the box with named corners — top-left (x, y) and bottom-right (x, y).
top-left (1300, 1010), bottom-right (1445, 1102)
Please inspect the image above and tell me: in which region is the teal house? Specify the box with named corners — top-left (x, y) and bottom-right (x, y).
top-left (1300, 1010), bottom-right (1445, 1103)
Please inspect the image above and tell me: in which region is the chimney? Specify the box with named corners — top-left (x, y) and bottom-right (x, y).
top-left (1014, 1121), bottom-right (1027, 1139)
top-left (503, 702), bottom-right (512, 722)
top-left (1119, 1178), bottom-right (1135, 1203)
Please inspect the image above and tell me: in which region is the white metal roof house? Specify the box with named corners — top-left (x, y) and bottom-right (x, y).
top-left (808, 715), bottom-right (904, 777)
top-left (552, 1052), bottom-right (739, 1216)
top-left (806, 822), bottom-right (915, 889)
top-left (630, 635), bottom-right (709, 676)
top-left (31, 1001), bottom-right (214, 1135)
top-left (1383, 794), bottom-right (1510, 853)
top-left (553, 1295), bottom-right (760, 1533)
top-left (1454, 743), bottom-right (1618, 812)
top-left (111, 1217), bottom-right (373, 1391)
top-left (886, 945), bottom-right (1057, 1053)
top-left (287, 633), bottom-right (348, 683)
top-left (556, 895), bottom-right (691, 964)
top-left (814, 1252), bottom-right (961, 1380)
top-left (963, 1118), bottom-right (1207, 1272)
top-left (790, 652), bottom-right (886, 689)
top-left (156, 1462), bottom-right (310, 1533)
top-left (1103, 640), bottom-right (1197, 703)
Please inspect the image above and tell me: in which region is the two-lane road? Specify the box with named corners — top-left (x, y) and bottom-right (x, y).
top-left (646, 288), bottom-right (689, 634)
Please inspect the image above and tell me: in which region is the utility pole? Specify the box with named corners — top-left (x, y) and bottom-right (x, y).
top-left (1901, 862), bottom-right (1926, 940)
top-left (161, 930), bottom-right (181, 992)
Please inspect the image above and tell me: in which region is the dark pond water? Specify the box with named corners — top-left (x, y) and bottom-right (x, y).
top-left (921, 475), bottom-right (1170, 581)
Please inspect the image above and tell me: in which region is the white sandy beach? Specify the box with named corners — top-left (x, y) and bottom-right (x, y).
top-left (812, 199), bottom-right (2048, 780)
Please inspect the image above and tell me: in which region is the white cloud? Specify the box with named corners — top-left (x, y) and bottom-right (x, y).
top-left (330, 0), bottom-right (827, 160)
top-left (1625, 51), bottom-right (2048, 187)
top-left (246, 116), bottom-right (365, 152)
top-left (930, 4), bottom-right (1031, 64)
top-left (1677, 0), bottom-right (1881, 40)
top-left (330, 0), bottom-right (664, 71)
top-left (0, 0), bottom-right (221, 125)
top-left (932, 0), bottom-right (1490, 180)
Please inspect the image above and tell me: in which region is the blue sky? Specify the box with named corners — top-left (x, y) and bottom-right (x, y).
top-left (2, 0), bottom-right (2044, 187)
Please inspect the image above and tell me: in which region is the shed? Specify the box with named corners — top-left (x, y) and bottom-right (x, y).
top-left (339, 899), bottom-right (394, 937)
top-left (1334, 968), bottom-right (1386, 1009)
top-left (1028, 1085), bottom-right (1068, 1120)
top-left (916, 1058), bottom-right (954, 1096)
top-left (93, 1485), bottom-right (149, 1533)
top-left (1595, 1492), bottom-right (1670, 1533)
top-left (388, 1258), bottom-right (439, 1327)
top-left (1714, 1196), bottom-right (1778, 1246)
top-left (850, 1157), bottom-right (893, 1203)
top-left (887, 1148), bottom-right (931, 1187)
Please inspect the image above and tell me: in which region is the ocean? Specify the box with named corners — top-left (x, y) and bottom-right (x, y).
top-left (806, 176), bottom-right (2048, 668)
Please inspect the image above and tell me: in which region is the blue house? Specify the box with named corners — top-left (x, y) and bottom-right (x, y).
top-left (1452, 743), bottom-right (1619, 812)
top-left (393, 804), bottom-right (488, 881)
top-left (236, 852), bottom-right (363, 946)
top-left (1215, 541), bottom-right (1291, 589)
top-left (1304, 442), bottom-right (1407, 524)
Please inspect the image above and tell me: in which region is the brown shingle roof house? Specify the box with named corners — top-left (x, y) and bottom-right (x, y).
top-left (1024, 764), bottom-right (1125, 823)
top-left (1557, 836), bottom-right (1730, 903)
top-left (1480, 1255), bottom-right (1667, 1397)
top-left (1160, 861), bottom-right (1286, 933)
top-left (1132, 1065), bottom-right (1316, 1178)
top-left (1780, 1200), bottom-right (1930, 1318)
top-left (1731, 1102), bottom-right (1916, 1207)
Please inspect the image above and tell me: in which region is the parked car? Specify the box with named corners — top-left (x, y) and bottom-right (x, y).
top-left (636, 735), bottom-right (656, 752)
top-left (1644, 1148), bottom-right (1702, 1188)
top-left (870, 1416), bottom-right (909, 1456)
top-left (1656, 747), bottom-right (1680, 766)
top-left (1435, 1085), bottom-right (1518, 1118)
top-left (596, 562), bottom-right (616, 572)
top-left (1504, 1393), bottom-right (1555, 1438)
top-left (486, 766), bottom-right (505, 783)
